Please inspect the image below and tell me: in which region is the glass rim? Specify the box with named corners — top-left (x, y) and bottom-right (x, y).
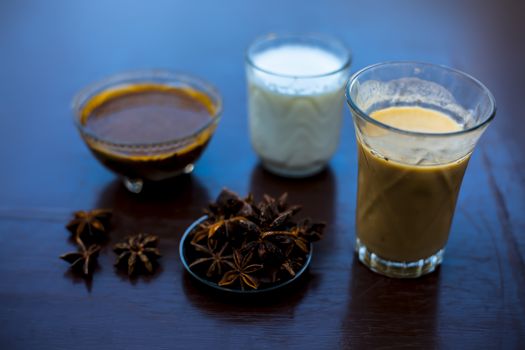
top-left (71, 69), bottom-right (223, 148)
top-left (345, 61), bottom-right (497, 138)
top-left (245, 33), bottom-right (352, 79)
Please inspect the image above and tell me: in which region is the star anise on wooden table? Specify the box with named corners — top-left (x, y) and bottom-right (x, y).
top-left (66, 209), bottom-right (112, 245)
top-left (60, 244), bottom-right (101, 276)
top-left (114, 234), bottom-right (161, 276)
top-left (189, 241), bottom-right (233, 278)
top-left (218, 250), bottom-right (263, 290)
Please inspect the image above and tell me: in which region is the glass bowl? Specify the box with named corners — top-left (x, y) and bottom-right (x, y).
top-left (72, 70), bottom-right (222, 193)
top-left (179, 216), bottom-right (313, 294)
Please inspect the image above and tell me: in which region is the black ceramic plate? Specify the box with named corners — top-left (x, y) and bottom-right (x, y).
top-left (179, 216), bottom-right (312, 294)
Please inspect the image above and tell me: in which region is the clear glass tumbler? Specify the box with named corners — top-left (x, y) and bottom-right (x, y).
top-left (246, 34), bottom-right (351, 177)
top-left (346, 62), bottom-right (496, 278)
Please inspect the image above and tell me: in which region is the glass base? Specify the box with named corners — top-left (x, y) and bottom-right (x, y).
top-left (355, 238), bottom-right (444, 278)
top-left (122, 163), bottom-right (195, 194)
top-left (261, 160), bottom-right (326, 178)
top-left (124, 177), bottom-right (144, 193)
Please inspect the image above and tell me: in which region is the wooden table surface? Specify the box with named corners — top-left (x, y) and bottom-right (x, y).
top-left (1, 1), bottom-right (524, 348)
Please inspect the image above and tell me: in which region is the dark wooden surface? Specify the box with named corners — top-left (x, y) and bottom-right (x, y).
top-left (1, 1), bottom-right (524, 349)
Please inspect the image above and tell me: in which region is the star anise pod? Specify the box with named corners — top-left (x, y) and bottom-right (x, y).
top-left (191, 220), bottom-right (223, 244)
top-left (205, 189), bottom-right (254, 219)
top-left (266, 227), bottom-right (310, 254)
top-left (268, 205), bottom-right (302, 229)
top-left (190, 218), bottom-right (233, 243)
top-left (266, 219), bottom-right (325, 254)
top-left (296, 219), bottom-right (325, 242)
top-left (287, 219), bottom-right (325, 253)
top-left (191, 216), bottom-right (259, 244)
top-left (113, 234), bottom-right (161, 276)
top-left (253, 193), bottom-right (302, 229)
top-left (60, 244), bottom-right (101, 276)
top-left (280, 241), bottom-right (306, 278)
top-left (218, 250), bottom-right (263, 290)
top-left (243, 231), bottom-right (285, 264)
top-left (66, 209), bottom-right (112, 245)
top-left (189, 241), bottom-right (233, 278)
top-left (224, 217), bottom-right (260, 247)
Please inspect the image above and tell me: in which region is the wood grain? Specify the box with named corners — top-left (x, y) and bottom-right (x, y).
top-left (0, 0), bottom-right (524, 348)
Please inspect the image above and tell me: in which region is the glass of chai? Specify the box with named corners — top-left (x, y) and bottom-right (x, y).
top-left (246, 34), bottom-right (351, 177)
top-left (346, 62), bottom-right (496, 278)
top-left (73, 70), bottom-right (222, 193)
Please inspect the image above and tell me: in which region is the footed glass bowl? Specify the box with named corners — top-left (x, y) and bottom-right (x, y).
top-left (72, 70), bottom-right (222, 193)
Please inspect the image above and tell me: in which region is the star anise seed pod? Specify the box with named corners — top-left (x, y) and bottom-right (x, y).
top-left (277, 227), bottom-right (310, 254)
top-left (191, 216), bottom-right (258, 244)
top-left (114, 233), bottom-right (161, 276)
top-left (191, 221), bottom-right (214, 244)
top-left (189, 241), bottom-right (234, 277)
top-left (206, 189), bottom-right (254, 219)
top-left (280, 244), bottom-right (305, 278)
top-left (253, 193), bottom-right (301, 228)
top-left (269, 205), bottom-right (302, 229)
top-left (60, 244), bottom-right (101, 276)
top-left (298, 219), bottom-right (326, 242)
top-left (218, 250), bottom-right (263, 290)
top-left (243, 232), bottom-right (285, 264)
top-left (66, 209), bottom-right (112, 245)
top-left (190, 219), bottom-right (226, 243)
top-left (224, 217), bottom-right (260, 247)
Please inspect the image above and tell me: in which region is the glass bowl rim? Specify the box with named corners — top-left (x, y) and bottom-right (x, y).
top-left (72, 69), bottom-right (223, 148)
top-left (345, 61), bottom-right (497, 138)
top-left (245, 32), bottom-right (352, 79)
top-left (179, 215), bottom-right (313, 294)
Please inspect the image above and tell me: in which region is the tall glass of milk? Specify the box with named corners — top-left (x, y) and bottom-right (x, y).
top-left (246, 34), bottom-right (351, 177)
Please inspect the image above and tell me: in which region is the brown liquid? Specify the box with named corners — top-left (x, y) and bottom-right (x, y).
top-left (80, 84), bottom-right (217, 181)
top-left (356, 107), bottom-right (469, 261)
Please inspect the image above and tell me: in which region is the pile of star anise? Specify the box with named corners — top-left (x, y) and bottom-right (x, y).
top-left (60, 209), bottom-right (161, 277)
top-left (185, 189), bottom-right (325, 291)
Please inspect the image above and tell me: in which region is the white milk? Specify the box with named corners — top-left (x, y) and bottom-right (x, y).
top-left (247, 44), bottom-right (349, 177)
